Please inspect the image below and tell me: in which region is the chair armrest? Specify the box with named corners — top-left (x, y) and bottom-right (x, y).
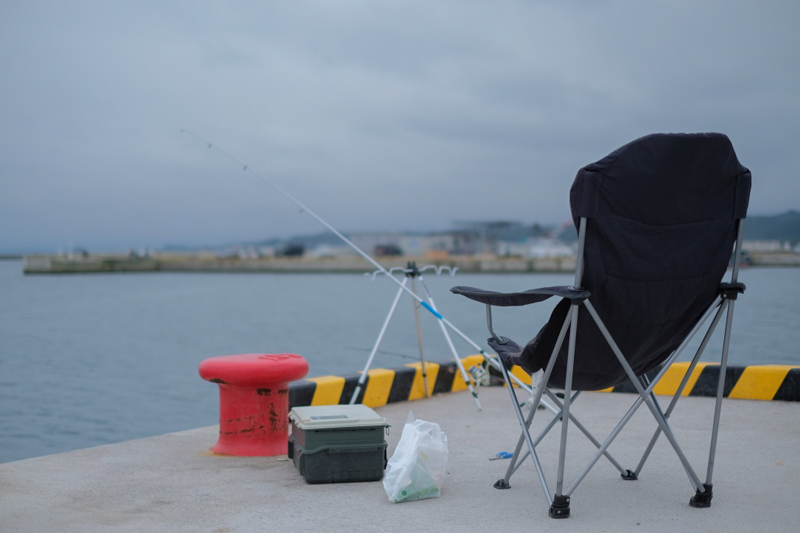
top-left (450, 285), bottom-right (590, 307)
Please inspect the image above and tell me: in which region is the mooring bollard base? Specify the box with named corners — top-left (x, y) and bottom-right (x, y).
top-left (199, 353), bottom-right (309, 457)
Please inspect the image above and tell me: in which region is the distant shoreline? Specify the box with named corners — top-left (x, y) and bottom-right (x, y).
top-left (21, 253), bottom-right (576, 274)
top-left (19, 251), bottom-right (800, 274)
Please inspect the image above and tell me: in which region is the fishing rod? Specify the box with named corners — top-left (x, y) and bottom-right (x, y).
top-left (181, 129), bottom-right (502, 409)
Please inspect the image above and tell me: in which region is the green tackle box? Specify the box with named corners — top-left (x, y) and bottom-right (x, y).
top-left (288, 404), bottom-right (388, 484)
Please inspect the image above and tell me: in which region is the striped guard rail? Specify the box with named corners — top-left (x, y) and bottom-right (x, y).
top-left (288, 357), bottom-right (800, 408)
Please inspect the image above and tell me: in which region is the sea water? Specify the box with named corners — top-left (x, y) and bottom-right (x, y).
top-left (1, 260), bottom-right (798, 463)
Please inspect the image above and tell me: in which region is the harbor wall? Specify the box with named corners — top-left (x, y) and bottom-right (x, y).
top-left (22, 251), bottom-right (800, 274)
top-left (22, 253), bottom-right (578, 274)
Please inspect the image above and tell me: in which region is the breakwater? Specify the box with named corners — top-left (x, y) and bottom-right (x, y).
top-left (21, 251), bottom-right (800, 274)
top-left (22, 253), bottom-right (578, 274)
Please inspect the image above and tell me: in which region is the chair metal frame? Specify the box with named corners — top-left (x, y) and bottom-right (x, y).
top-left (481, 217), bottom-right (746, 518)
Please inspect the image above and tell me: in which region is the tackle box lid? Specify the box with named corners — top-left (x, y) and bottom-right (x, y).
top-left (289, 404), bottom-right (387, 430)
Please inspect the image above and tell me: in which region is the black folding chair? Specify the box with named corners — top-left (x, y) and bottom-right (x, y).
top-left (452, 133), bottom-right (751, 518)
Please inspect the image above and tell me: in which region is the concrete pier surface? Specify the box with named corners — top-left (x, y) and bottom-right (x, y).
top-left (2, 387), bottom-right (798, 532)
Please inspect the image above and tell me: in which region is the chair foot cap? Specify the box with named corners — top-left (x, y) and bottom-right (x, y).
top-left (493, 479), bottom-right (511, 490)
top-left (621, 469), bottom-right (638, 480)
top-left (549, 495), bottom-right (571, 518)
top-left (689, 483), bottom-right (713, 508)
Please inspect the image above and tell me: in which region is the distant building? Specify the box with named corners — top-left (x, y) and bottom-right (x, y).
top-left (399, 234), bottom-right (460, 256)
top-left (338, 228), bottom-right (576, 258)
top-left (309, 244), bottom-right (352, 258)
top-left (742, 240), bottom-right (793, 252)
top-left (496, 238), bottom-right (576, 258)
top-left (348, 232), bottom-right (405, 256)
top-left (348, 231), bottom-right (476, 257)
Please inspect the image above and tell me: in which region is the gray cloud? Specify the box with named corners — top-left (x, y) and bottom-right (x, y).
top-left (1, 1), bottom-right (798, 252)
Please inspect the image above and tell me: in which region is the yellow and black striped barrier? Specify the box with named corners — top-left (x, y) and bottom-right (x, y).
top-left (288, 356), bottom-right (800, 408)
top-left (289, 355), bottom-right (485, 408)
top-left (600, 361), bottom-right (800, 401)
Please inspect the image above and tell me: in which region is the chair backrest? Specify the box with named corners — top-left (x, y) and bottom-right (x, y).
top-left (540, 133), bottom-right (751, 390)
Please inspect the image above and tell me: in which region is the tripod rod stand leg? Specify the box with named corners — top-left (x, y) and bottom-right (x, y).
top-left (349, 278), bottom-right (408, 404)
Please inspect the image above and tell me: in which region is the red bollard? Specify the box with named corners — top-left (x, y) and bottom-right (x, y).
top-left (198, 353), bottom-right (309, 456)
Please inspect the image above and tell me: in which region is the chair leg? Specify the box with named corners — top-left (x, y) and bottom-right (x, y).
top-left (492, 307), bottom-right (574, 507)
top-left (635, 301), bottom-right (726, 476)
top-left (541, 389), bottom-right (630, 476)
top-left (584, 300), bottom-right (707, 494)
top-left (497, 358), bottom-right (553, 503)
top-left (496, 393), bottom-right (538, 488)
top-left (551, 304), bottom-right (579, 518)
top-left (503, 396), bottom-right (572, 484)
top-left (693, 296), bottom-right (738, 507)
top-left (545, 302), bottom-right (721, 496)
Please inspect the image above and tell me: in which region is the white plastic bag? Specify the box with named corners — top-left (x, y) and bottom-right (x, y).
top-left (383, 411), bottom-right (449, 503)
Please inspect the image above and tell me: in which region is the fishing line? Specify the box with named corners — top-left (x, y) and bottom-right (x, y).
top-left (347, 347), bottom-right (419, 361)
top-left (181, 128), bottom-right (457, 324)
top-left (180, 129), bottom-right (523, 409)
top-left (182, 129), bottom-right (394, 279)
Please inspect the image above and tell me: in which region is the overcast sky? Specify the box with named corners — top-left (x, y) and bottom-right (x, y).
top-left (1, 1), bottom-right (798, 253)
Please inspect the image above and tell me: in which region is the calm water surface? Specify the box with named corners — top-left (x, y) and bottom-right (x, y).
top-left (1, 260), bottom-right (798, 463)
